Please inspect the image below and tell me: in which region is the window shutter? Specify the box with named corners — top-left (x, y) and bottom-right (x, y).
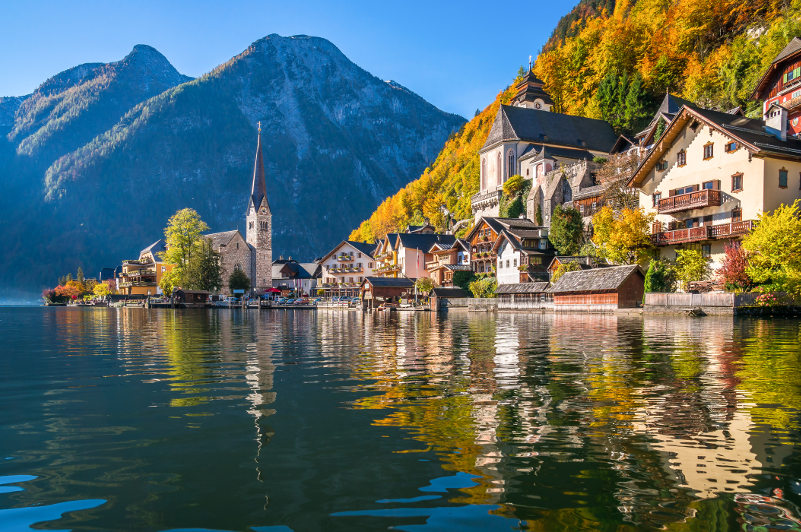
top-left (714, 179), bottom-right (721, 190)
top-left (795, 67), bottom-right (801, 78)
top-left (785, 73), bottom-right (789, 83)
top-left (693, 184), bottom-right (700, 191)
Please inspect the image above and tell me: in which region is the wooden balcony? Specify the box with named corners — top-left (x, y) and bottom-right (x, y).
top-left (657, 189), bottom-right (722, 214)
top-left (653, 220), bottom-right (754, 246)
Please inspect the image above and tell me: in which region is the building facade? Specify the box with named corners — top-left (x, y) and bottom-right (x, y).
top-left (245, 126), bottom-right (273, 292)
top-left (319, 240), bottom-right (377, 297)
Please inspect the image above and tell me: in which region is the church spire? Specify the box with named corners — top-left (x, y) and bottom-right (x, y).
top-left (250, 122), bottom-right (269, 212)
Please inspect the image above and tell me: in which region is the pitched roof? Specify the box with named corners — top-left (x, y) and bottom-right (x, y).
top-left (431, 287), bottom-right (471, 298)
top-left (519, 145), bottom-right (596, 163)
top-left (496, 282), bottom-right (550, 294)
top-left (482, 105), bottom-right (618, 153)
top-left (465, 216), bottom-right (545, 243)
top-left (299, 262), bottom-right (321, 278)
top-left (140, 239), bottom-right (166, 258)
top-left (548, 264), bottom-right (642, 293)
top-left (513, 70), bottom-right (554, 106)
top-left (250, 130), bottom-right (270, 212)
top-left (752, 37), bottom-right (801, 99)
top-left (363, 276), bottom-right (415, 288)
top-left (348, 240), bottom-right (378, 257)
top-left (205, 230), bottom-right (239, 248)
top-left (397, 233), bottom-right (456, 252)
top-left (630, 105), bottom-right (801, 186)
top-left (635, 93), bottom-right (697, 143)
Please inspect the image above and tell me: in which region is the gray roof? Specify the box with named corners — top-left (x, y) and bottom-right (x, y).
top-left (548, 264), bottom-right (642, 293)
top-left (347, 240), bottom-right (378, 257)
top-left (299, 262), bottom-right (321, 278)
top-left (694, 106), bottom-right (801, 158)
top-left (482, 105), bottom-right (617, 152)
top-left (140, 239), bottom-right (166, 258)
top-left (520, 145), bottom-right (596, 163)
top-left (572, 184), bottom-right (606, 201)
top-left (205, 230), bottom-right (239, 248)
top-left (466, 216), bottom-right (547, 244)
top-left (775, 37), bottom-right (801, 64)
top-left (250, 131), bottom-right (270, 212)
top-left (397, 233), bottom-right (456, 252)
top-left (363, 276), bottom-right (415, 288)
top-left (636, 93), bottom-right (697, 140)
top-left (431, 287), bottom-right (470, 298)
top-left (496, 282), bottom-right (550, 294)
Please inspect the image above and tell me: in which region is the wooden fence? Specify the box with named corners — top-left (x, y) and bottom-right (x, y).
top-left (644, 292), bottom-right (760, 308)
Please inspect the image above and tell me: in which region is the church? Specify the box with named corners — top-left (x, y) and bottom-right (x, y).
top-left (471, 70), bottom-right (623, 226)
top-left (206, 126), bottom-right (273, 293)
top-left (117, 127), bottom-right (272, 296)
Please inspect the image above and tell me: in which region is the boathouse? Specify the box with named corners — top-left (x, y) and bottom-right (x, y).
top-left (360, 276), bottom-right (415, 309)
top-left (547, 264), bottom-right (644, 310)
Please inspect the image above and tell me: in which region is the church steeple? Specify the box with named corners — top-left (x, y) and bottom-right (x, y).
top-left (512, 68), bottom-right (553, 111)
top-left (250, 121), bottom-right (270, 212)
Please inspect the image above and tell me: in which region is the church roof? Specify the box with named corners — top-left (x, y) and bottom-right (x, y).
top-left (205, 230), bottom-right (240, 248)
top-left (481, 105), bottom-right (617, 153)
top-left (513, 70), bottom-right (554, 106)
top-left (519, 145), bottom-right (596, 163)
top-left (250, 129), bottom-right (270, 212)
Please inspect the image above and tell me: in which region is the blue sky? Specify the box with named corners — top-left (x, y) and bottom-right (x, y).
top-left (0, 0), bottom-right (576, 118)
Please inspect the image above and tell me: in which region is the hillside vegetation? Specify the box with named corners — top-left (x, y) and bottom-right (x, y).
top-left (351, 0), bottom-right (801, 243)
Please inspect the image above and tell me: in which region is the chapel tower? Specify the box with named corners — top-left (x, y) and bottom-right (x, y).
top-left (246, 124), bottom-right (272, 292)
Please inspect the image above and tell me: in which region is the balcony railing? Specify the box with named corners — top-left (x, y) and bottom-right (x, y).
top-left (657, 189), bottom-right (722, 214)
top-left (653, 220), bottom-right (754, 246)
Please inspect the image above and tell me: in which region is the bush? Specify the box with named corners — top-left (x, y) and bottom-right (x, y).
top-left (675, 249), bottom-right (710, 291)
top-left (228, 268), bottom-right (251, 293)
top-left (717, 241), bottom-right (752, 292)
top-left (550, 204), bottom-right (584, 255)
top-left (453, 270), bottom-right (475, 289)
top-left (415, 277), bottom-right (434, 294)
top-left (469, 276), bottom-right (497, 298)
top-left (644, 259), bottom-right (676, 292)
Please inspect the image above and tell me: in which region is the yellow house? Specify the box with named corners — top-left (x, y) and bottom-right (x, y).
top-left (629, 105), bottom-right (801, 268)
top-left (118, 240), bottom-right (175, 296)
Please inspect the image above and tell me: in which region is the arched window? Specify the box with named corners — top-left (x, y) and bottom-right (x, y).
top-left (496, 152), bottom-right (502, 187)
top-left (481, 158), bottom-right (487, 191)
top-left (506, 149), bottom-right (515, 181)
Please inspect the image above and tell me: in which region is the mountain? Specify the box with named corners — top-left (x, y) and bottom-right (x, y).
top-left (0, 35), bottom-right (464, 293)
top-left (350, 0), bottom-right (801, 243)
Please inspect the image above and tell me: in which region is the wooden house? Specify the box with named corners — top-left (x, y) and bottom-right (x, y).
top-left (548, 264), bottom-right (644, 310)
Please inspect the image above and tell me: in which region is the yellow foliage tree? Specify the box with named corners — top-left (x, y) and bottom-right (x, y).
top-left (591, 206), bottom-right (654, 265)
top-left (742, 200), bottom-right (801, 297)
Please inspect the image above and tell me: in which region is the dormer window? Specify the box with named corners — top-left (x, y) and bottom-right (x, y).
top-left (703, 142), bottom-right (714, 160)
top-left (725, 141), bottom-right (739, 153)
top-left (677, 150), bottom-right (686, 167)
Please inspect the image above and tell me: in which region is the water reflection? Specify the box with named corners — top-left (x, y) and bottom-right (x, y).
top-left (0, 308), bottom-right (799, 530)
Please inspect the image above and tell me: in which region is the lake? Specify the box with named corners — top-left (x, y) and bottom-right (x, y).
top-left (1, 307), bottom-right (800, 531)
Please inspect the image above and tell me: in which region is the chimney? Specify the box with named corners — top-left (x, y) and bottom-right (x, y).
top-left (764, 102), bottom-right (788, 142)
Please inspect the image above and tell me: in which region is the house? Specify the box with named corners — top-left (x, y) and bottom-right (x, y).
top-left (117, 240), bottom-right (174, 296)
top-left (360, 276), bottom-right (415, 309)
top-left (548, 264), bottom-right (645, 310)
top-left (465, 216), bottom-right (551, 280)
top-left (472, 70), bottom-right (619, 220)
top-left (429, 286), bottom-right (471, 311)
top-left (271, 258), bottom-right (320, 296)
top-left (374, 232), bottom-right (456, 279)
top-left (318, 240), bottom-right (377, 298)
top-left (752, 37), bottom-right (801, 137)
top-left (426, 239), bottom-right (471, 287)
top-left (628, 104), bottom-right (801, 268)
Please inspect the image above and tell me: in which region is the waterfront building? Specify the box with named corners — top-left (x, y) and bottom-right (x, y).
top-left (547, 264), bottom-right (644, 310)
top-left (117, 239), bottom-right (174, 296)
top-left (318, 240), bottom-right (377, 298)
top-left (271, 258), bottom-right (320, 296)
top-left (425, 239), bottom-right (471, 287)
top-left (472, 70), bottom-right (619, 222)
top-left (752, 37), bottom-right (801, 137)
top-left (465, 216), bottom-right (552, 283)
top-left (629, 104), bottom-right (801, 268)
top-left (374, 232), bottom-right (456, 279)
top-left (359, 276), bottom-right (415, 309)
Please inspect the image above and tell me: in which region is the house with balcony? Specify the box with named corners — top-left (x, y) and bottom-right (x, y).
top-left (117, 239), bottom-right (174, 296)
top-left (752, 37), bottom-right (801, 137)
top-left (318, 240), bottom-right (377, 298)
top-left (426, 239), bottom-right (471, 287)
top-left (373, 232), bottom-right (456, 279)
top-left (629, 102), bottom-right (801, 267)
top-left (466, 216), bottom-right (551, 281)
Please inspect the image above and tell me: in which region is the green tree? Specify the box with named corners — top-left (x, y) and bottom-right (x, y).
top-left (550, 204), bottom-right (584, 255)
top-left (160, 269), bottom-right (180, 296)
top-left (743, 200), bottom-right (801, 297)
top-left (644, 259), bottom-right (676, 292)
top-left (415, 277), bottom-right (435, 295)
top-left (452, 270), bottom-right (475, 290)
top-left (469, 276), bottom-right (497, 298)
top-left (76, 267), bottom-right (85, 284)
top-left (183, 239), bottom-right (222, 292)
top-left (228, 268), bottom-right (251, 293)
top-left (674, 249), bottom-right (710, 291)
top-left (552, 261), bottom-right (581, 282)
top-left (161, 208), bottom-right (209, 270)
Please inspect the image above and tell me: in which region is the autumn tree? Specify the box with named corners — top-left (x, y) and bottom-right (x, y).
top-left (549, 205), bottom-right (584, 255)
top-left (93, 282), bottom-right (112, 299)
top-left (552, 261), bottom-right (581, 282)
top-left (674, 249), bottom-right (710, 291)
top-left (742, 200), bottom-right (801, 297)
top-left (591, 206), bottom-right (654, 265)
top-left (415, 277), bottom-right (435, 294)
top-left (162, 208), bottom-right (209, 270)
top-left (717, 241), bottom-right (752, 292)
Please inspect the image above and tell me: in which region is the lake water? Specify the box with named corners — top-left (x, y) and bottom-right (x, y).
top-left (1, 307), bottom-right (800, 531)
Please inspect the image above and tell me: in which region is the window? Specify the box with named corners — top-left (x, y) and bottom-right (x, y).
top-left (677, 150), bottom-right (686, 166)
top-left (701, 244), bottom-right (711, 257)
top-left (731, 173), bottom-right (743, 192)
top-left (368, 262), bottom-right (373, 268)
top-left (506, 260), bottom-right (510, 268)
top-left (732, 208), bottom-right (742, 222)
top-left (725, 141), bottom-right (738, 153)
top-left (703, 142), bottom-right (714, 160)
top-left (539, 240), bottom-right (547, 250)
top-left (249, 221), bottom-right (254, 229)
top-left (652, 192), bottom-right (662, 207)
top-left (702, 180), bottom-right (720, 190)
top-left (656, 160), bottom-right (668, 171)
top-left (779, 168), bottom-right (788, 188)
top-left (507, 150), bottom-right (516, 180)
top-left (357, 252), bottom-right (362, 258)
top-left (685, 218), bottom-right (697, 229)
top-left (785, 67), bottom-right (801, 83)
top-left (703, 215), bottom-right (713, 226)
top-left (671, 185), bottom-right (698, 196)
top-left (531, 257), bottom-right (542, 265)
top-left (513, 258), bottom-right (517, 267)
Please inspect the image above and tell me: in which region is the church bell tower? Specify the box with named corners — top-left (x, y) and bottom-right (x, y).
top-left (246, 123), bottom-right (272, 292)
